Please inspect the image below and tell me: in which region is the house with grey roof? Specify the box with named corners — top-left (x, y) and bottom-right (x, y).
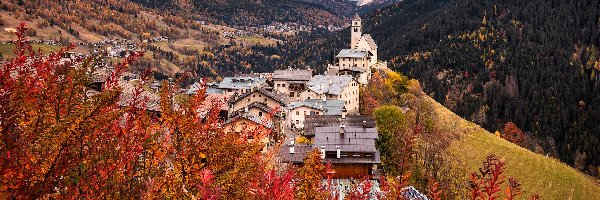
top-left (272, 68), bottom-right (313, 101)
top-left (287, 99), bottom-right (345, 130)
top-left (280, 114), bottom-right (381, 179)
top-left (304, 75), bottom-right (360, 114)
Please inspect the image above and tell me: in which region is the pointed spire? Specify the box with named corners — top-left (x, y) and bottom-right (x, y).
top-left (353, 13), bottom-right (361, 21)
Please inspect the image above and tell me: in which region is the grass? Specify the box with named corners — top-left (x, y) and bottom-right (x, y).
top-left (238, 35), bottom-right (276, 46)
top-left (0, 43), bottom-right (62, 58)
top-left (424, 96), bottom-right (600, 199)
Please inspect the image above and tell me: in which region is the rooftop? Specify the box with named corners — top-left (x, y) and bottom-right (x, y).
top-left (212, 77), bottom-right (266, 90)
top-left (224, 112), bottom-right (275, 129)
top-left (303, 115), bottom-right (376, 136)
top-left (273, 69), bottom-right (313, 81)
top-left (306, 75), bottom-right (354, 95)
top-left (360, 34), bottom-right (378, 50)
top-left (287, 99), bottom-right (345, 115)
top-left (336, 49), bottom-right (369, 58)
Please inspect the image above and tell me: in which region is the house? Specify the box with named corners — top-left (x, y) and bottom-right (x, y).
top-left (206, 77), bottom-right (267, 96)
top-left (272, 69), bottom-right (313, 101)
top-left (280, 115), bottom-right (381, 179)
top-left (224, 87), bottom-right (288, 140)
top-left (287, 99), bottom-right (345, 130)
top-left (304, 75), bottom-right (360, 115)
top-left (223, 112), bottom-right (275, 134)
top-left (227, 87), bottom-right (288, 117)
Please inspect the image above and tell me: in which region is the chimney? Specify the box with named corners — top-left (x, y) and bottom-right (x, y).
top-left (336, 146), bottom-right (341, 159)
top-left (340, 122), bottom-right (346, 137)
top-left (341, 106), bottom-right (347, 119)
top-left (289, 138), bottom-right (295, 154)
top-left (320, 146), bottom-right (326, 159)
top-left (244, 106), bottom-right (249, 113)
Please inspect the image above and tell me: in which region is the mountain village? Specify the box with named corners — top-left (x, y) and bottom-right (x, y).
top-left (83, 14), bottom-right (428, 198)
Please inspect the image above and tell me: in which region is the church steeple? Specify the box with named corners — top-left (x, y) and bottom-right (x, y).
top-left (351, 13), bottom-right (362, 49)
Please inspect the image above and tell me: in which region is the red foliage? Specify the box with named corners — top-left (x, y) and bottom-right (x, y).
top-left (251, 169), bottom-right (296, 200)
top-left (502, 122), bottom-right (526, 145)
top-left (427, 176), bottom-right (443, 200)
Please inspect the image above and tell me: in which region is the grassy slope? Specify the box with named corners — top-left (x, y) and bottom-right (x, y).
top-left (0, 44), bottom-right (62, 57)
top-left (424, 96), bottom-right (600, 199)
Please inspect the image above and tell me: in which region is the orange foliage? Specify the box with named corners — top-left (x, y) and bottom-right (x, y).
top-left (502, 121), bottom-right (525, 145)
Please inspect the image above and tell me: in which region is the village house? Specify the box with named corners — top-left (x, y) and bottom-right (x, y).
top-left (280, 114), bottom-right (381, 179)
top-left (287, 99), bottom-right (345, 130)
top-left (304, 75), bottom-right (360, 115)
top-left (272, 68), bottom-right (313, 101)
top-left (224, 87), bottom-right (287, 138)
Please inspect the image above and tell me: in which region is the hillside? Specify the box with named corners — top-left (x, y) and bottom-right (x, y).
top-left (424, 95), bottom-right (600, 199)
top-left (0, 0), bottom-right (346, 79)
top-left (275, 0), bottom-right (600, 179)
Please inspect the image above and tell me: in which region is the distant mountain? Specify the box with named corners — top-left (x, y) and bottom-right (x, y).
top-left (276, 0), bottom-right (600, 179)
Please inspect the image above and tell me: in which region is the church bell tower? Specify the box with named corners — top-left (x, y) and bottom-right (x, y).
top-left (351, 13), bottom-right (362, 49)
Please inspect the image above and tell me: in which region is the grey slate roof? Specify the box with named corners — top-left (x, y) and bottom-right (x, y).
top-left (401, 186), bottom-right (430, 200)
top-left (303, 115), bottom-right (376, 136)
top-left (287, 99), bottom-right (345, 115)
top-left (336, 49), bottom-right (368, 58)
top-left (306, 75), bottom-right (353, 95)
top-left (186, 82), bottom-right (204, 94)
top-left (273, 69), bottom-right (313, 81)
top-left (213, 77), bottom-right (266, 90)
top-left (314, 126), bottom-right (378, 153)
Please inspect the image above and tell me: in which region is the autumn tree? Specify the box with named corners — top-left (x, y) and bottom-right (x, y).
top-left (502, 122), bottom-right (525, 145)
top-left (295, 148), bottom-right (330, 200)
top-left (0, 23), bottom-right (281, 199)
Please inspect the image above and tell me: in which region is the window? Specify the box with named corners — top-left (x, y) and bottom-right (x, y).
top-left (289, 92), bottom-right (294, 97)
top-left (296, 111), bottom-right (300, 115)
top-left (247, 99), bottom-right (250, 102)
top-left (310, 111), bottom-right (315, 115)
top-left (277, 84), bottom-right (280, 87)
top-left (353, 27), bottom-right (358, 32)
top-left (253, 94), bottom-right (255, 97)
top-left (295, 120), bottom-right (299, 124)
top-left (282, 84), bottom-right (286, 87)
top-left (259, 112), bottom-right (262, 116)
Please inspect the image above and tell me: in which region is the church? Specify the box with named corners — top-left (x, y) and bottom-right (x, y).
top-left (327, 14), bottom-right (388, 85)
